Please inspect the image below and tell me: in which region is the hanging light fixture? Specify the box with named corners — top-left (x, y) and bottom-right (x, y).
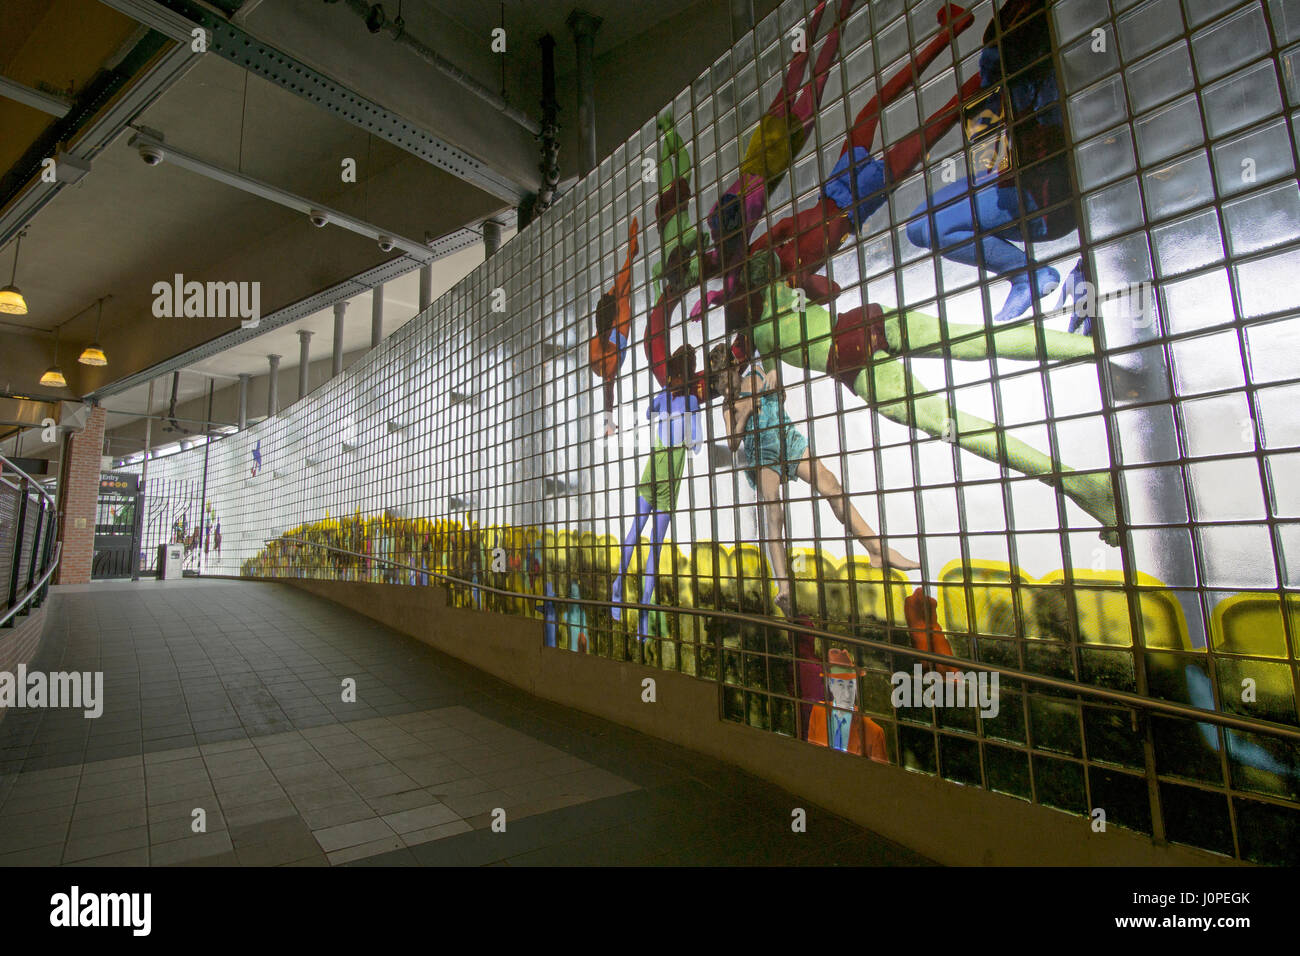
top-left (39, 325), bottom-right (66, 388)
top-left (79, 296), bottom-right (108, 366)
top-left (0, 230), bottom-right (29, 315)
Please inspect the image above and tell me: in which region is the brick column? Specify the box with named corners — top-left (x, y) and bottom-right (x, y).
top-left (55, 405), bottom-right (107, 585)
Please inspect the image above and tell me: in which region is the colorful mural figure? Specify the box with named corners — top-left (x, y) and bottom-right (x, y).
top-left (611, 347), bottom-right (704, 639)
top-left (189, 0), bottom-right (1300, 862)
top-left (589, 218), bottom-right (640, 436)
top-left (807, 648), bottom-right (888, 761)
top-left (709, 344), bottom-right (919, 615)
top-left (250, 439), bottom-right (262, 478)
top-left (904, 0), bottom-right (1089, 329)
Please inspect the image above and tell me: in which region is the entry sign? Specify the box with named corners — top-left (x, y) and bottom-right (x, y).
top-left (99, 472), bottom-right (138, 496)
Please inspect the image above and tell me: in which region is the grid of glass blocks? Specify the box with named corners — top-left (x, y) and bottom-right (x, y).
top-left (130, 0), bottom-right (1300, 863)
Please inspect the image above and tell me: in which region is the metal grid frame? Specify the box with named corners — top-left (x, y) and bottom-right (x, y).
top-left (130, 0), bottom-right (1300, 863)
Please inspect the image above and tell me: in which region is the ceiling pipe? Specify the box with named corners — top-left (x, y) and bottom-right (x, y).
top-left (127, 127), bottom-right (435, 264)
top-left (336, 0), bottom-right (541, 137)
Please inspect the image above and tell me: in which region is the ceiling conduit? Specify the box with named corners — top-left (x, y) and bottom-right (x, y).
top-left (331, 0), bottom-right (542, 137)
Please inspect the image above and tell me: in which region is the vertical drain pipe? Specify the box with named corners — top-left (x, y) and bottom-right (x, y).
top-left (371, 284), bottom-right (384, 349)
top-left (532, 32), bottom-right (561, 221)
top-left (483, 219), bottom-right (502, 258)
top-left (566, 10), bottom-right (602, 177)
top-left (730, 0), bottom-right (755, 41)
top-left (267, 354), bottom-right (280, 419)
top-left (297, 330), bottom-right (313, 400)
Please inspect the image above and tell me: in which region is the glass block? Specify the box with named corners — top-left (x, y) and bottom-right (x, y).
top-left (1198, 523), bottom-right (1278, 586)
top-left (1061, 31), bottom-right (1121, 92)
top-left (1185, 0), bottom-right (1255, 26)
top-left (1164, 261), bottom-right (1232, 332)
top-left (1076, 127), bottom-right (1137, 191)
top-left (1127, 42), bottom-right (1195, 114)
top-left (1284, 44), bottom-right (1300, 102)
top-left (1188, 457), bottom-right (1268, 520)
top-left (1221, 181), bottom-right (1300, 256)
top-left (1211, 117), bottom-right (1297, 197)
top-left (1257, 383), bottom-right (1300, 448)
top-left (1124, 465), bottom-right (1191, 523)
top-left (1268, 451), bottom-right (1300, 515)
top-left (1120, 0), bottom-right (1187, 61)
top-left (1135, 95), bottom-right (1205, 164)
top-left (1272, 0), bottom-right (1300, 42)
top-left (1054, 0), bottom-right (1114, 44)
top-left (1192, 3), bottom-right (1273, 84)
top-left (1171, 330), bottom-right (1248, 395)
top-left (1201, 59), bottom-right (1284, 138)
top-left (1084, 177), bottom-right (1146, 242)
top-left (1142, 149), bottom-right (1216, 220)
top-left (1153, 211), bottom-right (1226, 279)
top-left (1069, 74), bottom-right (1129, 139)
top-left (1234, 247), bottom-right (1300, 317)
top-left (1115, 403), bottom-right (1183, 463)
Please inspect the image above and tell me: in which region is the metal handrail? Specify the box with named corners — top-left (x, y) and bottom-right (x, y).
top-left (0, 541), bottom-right (60, 629)
top-left (0, 453), bottom-right (57, 506)
top-left (264, 535), bottom-right (1300, 744)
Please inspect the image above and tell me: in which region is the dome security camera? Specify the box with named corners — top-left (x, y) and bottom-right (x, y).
top-left (377, 236), bottom-right (395, 253)
top-left (308, 209), bottom-right (330, 228)
top-left (138, 142), bottom-right (165, 166)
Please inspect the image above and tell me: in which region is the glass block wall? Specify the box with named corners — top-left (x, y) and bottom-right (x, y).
top-left (129, 0), bottom-right (1300, 862)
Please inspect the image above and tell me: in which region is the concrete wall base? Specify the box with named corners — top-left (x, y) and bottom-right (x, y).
top-left (266, 576), bottom-right (1239, 867)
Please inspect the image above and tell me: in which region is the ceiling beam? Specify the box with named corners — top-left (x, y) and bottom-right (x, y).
top-left (0, 38), bottom-right (200, 247)
top-left (82, 216), bottom-right (511, 405)
top-left (96, 0), bottom-right (528, 203)
top-left (0, 75), bottom-right (72, 118)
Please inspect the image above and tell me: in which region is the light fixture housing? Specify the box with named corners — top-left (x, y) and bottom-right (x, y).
top-left (0, 285), bottom-right (26, 315)
top-left (39, 366), bottom-right (67, 388)
top-left (78, 296), bottom-right (109, 366)
top-left (78, 344), bottom-right (107, 366)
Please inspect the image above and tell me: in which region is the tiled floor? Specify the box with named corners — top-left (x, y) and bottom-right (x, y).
top-left (0, 579), bottom-right (931, 866)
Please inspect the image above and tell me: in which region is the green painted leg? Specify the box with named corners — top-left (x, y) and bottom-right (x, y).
top-left (857, 357), bottom-right (1118, 533)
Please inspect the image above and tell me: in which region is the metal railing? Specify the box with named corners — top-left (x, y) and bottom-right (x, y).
top-left (0, 454), bottom-right (59, 628)
top-left (266, 535), bottom-right (1300, 744)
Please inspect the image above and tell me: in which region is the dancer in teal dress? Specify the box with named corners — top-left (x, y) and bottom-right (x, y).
top-left (710, 346), bottom-right (919, 617)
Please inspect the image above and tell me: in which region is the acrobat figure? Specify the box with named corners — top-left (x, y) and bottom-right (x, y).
top-left (610, 348), bottom-right (703, 640)
top-left (749, 277), bottom-right (1119, 541)
top-left (751, 4), bottom-right (980, 305)
top-left (213, 520), bottom-right (222, 558)
top-left (588, 217), bottom-right (640, 435)
top-left (651, 104), bottom-right (1119, 543)
top-left (905, 0), bottom-right (1089, 328)
top-left (250, 439), bottom-right (262, 478)
top-left (710, 345), bottom-right (918, 615)
top-left (807, 648), bottom-right (889, 761)
top-left (703, 0), bottom-right (858, 308)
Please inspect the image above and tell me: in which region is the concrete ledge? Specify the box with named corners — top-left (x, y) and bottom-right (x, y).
top-left (0, 601), bottom-right (50, 729)
top-left (269, 576), bottom-right (1238, 867)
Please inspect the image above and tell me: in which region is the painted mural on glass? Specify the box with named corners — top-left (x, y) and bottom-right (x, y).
top-left (132, 0), bottom-right (1300, 863)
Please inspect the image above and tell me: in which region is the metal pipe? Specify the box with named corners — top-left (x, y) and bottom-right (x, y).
top-left (370, 283), bottom-right (384, 349)
top-left (483, 219), bottom-right (501, 258)
top-left (237, 373), bottom-right (249, 429)
top-left (339, 0), bottom-right (540, 136)
top-left (418, 265), bottom-right (432, 312)
top-left (133, 376), bottom-right (154, 582)
top-left (566, 10), bottom-right (602, 177)
top-left (535, 33), bottom-right (561, 217)
top-left (297, 329), bottom-right (313, 399)
top-left (264, 535), bottom-right (1300, 744)
top-left (267, 354), bottom-right (280, 418)
top-left (730, 0), bottom-right (755, 42)
top-left (332, 302), bottom-right (346, 376)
